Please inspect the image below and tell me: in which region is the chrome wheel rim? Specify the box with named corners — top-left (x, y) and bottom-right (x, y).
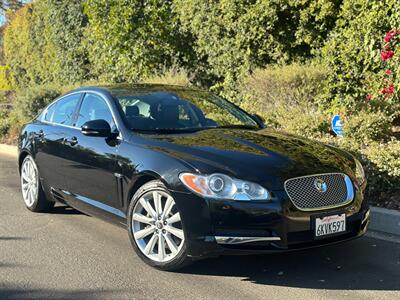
top-left (132, 190), bottom-right (185, 263)
top-left (21, 157), bottom-right (39, 208)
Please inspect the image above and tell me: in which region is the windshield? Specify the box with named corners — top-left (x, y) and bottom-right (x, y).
top-left (113, 88), bottom-right (259, 133)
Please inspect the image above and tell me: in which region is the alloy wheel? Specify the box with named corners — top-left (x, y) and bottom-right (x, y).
top-left (21, 157), bottom-right (39, 208)
top-left (132, 190), bottom-right (185, 263)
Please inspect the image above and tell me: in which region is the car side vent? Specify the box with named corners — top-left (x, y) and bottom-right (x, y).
top-left (50, 188), bottom-right (65, 202)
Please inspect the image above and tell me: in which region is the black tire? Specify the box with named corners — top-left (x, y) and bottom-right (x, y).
top-left (127, 180), bottom-right (191, 271)
top-left (20, 155), bottom-right (55, 212)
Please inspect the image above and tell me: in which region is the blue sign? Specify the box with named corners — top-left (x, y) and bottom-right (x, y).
top-left (331, 114), bottom-right (343, 137)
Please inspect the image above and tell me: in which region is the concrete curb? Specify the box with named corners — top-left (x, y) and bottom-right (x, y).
top-left (0, 143), bottom-right (399, 237)
top-left (0, 144), bottom-right (17, 157)
top-left (369, 207), bottom-right (400, 237)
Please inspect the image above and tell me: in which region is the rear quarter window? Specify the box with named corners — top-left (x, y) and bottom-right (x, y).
top-left (44, 94), bottom-right (81, 126)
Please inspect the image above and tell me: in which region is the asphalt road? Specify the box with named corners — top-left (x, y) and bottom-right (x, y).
top-left (0, 154), bottom-right (399, 300)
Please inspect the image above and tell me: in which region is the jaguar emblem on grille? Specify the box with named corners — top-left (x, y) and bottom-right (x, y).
top-left (314, 178), bottom-right (327, 193)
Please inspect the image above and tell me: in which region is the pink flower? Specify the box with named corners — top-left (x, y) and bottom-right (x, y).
top-left (384, 30), bottom-right (397, 43)
top-left (366, 94), bottom-right (373, 102)
top-left (381, 84), bottom-right (395, 95)
top-left (381, 51), bottom-right (395, 61)
top-left (386, 69), bottom-right (392, 75)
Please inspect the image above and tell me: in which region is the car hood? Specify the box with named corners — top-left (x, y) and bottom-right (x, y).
top-left (139, 128), bottom-right (356, 190)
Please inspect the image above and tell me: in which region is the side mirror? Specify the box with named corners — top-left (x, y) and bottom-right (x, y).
top-left (81, 119), bottom-right (111, 137)
top-left (251, 114), bottom-right (266, 128)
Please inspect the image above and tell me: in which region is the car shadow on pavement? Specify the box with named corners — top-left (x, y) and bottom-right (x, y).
top-left (0, 287), bottom-right (127, 300)
top-left (48, 205), bottom-right (83, 215)
top-left (180, 236), bottom-right (400, 291)
top-left (0, 237), bottom-right (30, 241)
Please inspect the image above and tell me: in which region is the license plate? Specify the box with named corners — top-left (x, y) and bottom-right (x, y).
top-left (315, 214), bottom-right (346, 237)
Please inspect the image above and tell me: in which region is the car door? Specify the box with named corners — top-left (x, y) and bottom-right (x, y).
top-left (35, 93), bottom-right (82, 197)
top-left (62, 92), bottom-right (122, 221)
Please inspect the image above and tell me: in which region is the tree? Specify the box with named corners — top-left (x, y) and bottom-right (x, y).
top-left (84, 0), bottom-right (193, 83)
top-left (173, 0), bottom-right (342, 97)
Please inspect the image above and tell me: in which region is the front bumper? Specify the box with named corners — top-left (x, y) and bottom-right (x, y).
top-left (213, 207), bottom-right (369, 253)
top-left (171, 189), bottom-right (370, 258)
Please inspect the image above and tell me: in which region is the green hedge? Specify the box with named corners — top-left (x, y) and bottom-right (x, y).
top-left (3, 0), bottom-right (344, 91)
top-left (4, 1), bottom-right (87, 87)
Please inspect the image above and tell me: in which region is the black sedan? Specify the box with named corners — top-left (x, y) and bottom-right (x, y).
top-left (18, 84), bottom-right (370, 270)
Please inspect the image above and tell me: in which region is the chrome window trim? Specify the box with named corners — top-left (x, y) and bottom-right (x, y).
top-left (40, 90), bottom-right (123, 139)
top-left (284, 172), bottom-right (355, 212)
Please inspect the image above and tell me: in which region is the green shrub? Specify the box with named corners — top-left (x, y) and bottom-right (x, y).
top-left (272, 108), bottom-right (331, 139)
top-left (0, 85), bottom-right (62, 140)
top-left (0, 91), bottom-right (10, 103)
top-left (361, 141), bottom-right (400, 194)
top-left (237, 63), bottom-right (329, 138)
top-left (0, 65), bottom-right (12, 91)
top-left (7, 108), bottom-right (27, 141)
top-left (0, 109), bottom-right (10, 136)
top-left (343, 110), bottom-right (393, 144)
top-left (14, 84), bottom-right (61, 120)
top-left (320, 0), bottom-right (400, 113)
top-left (240, 63), bottom-right (327, 111)
top-left (143, 67), bottom-right (191, 86)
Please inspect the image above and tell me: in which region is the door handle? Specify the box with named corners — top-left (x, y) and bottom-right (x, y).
top-left (65, 136), bottom-right (78, 146)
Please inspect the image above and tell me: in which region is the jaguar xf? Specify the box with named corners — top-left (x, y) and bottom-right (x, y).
top-left (18, 84), bottom-right (370, 270)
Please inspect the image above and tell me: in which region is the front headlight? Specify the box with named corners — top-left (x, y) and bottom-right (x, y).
top-left (354, 158), bottom-right (366, 186)
top-left (179, 173), bottom-right (270, 201)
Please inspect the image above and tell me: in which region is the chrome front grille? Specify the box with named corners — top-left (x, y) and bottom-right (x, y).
top-left (284, 173), bottom-right (354, 211)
